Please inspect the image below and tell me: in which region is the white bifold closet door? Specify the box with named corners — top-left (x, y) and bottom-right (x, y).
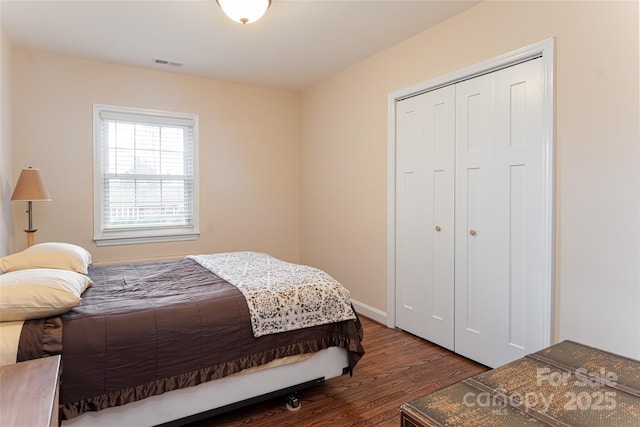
top-left (452, 69), bottom-right (496, 365)
top-left (395, 57), bottom-right (546, 368)
top-left (455, 58), bottom-right (545, 367)
top-left (395, 86), bottom-right (455, 351)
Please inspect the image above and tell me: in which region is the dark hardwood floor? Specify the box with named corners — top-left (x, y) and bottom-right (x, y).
top-left (188, 316), bottom-right (488, 426)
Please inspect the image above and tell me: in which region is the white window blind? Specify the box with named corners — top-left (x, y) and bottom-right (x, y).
top-left (93, 104), bottom-right (199, 246)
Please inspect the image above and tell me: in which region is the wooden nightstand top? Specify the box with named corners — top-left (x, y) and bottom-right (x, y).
top-left (0, 355), bottom-right (61, 427)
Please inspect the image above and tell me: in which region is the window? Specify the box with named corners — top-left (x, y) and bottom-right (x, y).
top-left (93, 104), bottom-right (199, 246)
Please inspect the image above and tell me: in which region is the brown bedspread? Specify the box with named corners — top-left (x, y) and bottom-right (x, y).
top-left (18, 258), bottom-right (364, 420)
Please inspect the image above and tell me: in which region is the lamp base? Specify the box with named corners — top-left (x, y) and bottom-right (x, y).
top-left (24, 229), bottom-right (37, 247)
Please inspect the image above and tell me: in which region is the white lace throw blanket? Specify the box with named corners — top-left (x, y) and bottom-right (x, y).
top-left (187, 252), bottom-right (356, 337)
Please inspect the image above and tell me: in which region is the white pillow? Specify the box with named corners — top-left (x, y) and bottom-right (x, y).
top-left (0, 242), bottom-right (92, 274)
top-left (0, 268), bottom-right (92, 321)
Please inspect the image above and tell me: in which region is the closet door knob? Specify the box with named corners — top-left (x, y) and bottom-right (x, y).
top-left (435, 225), bottom-right (441, 232)
top-left (469, 229), bottom-right (477, 236)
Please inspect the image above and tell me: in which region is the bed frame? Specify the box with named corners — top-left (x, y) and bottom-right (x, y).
top-left (62, 346), bottom-right (349, 426)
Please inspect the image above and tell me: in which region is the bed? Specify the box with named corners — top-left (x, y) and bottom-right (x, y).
top-left (0, 246), bottom-right (365, 426)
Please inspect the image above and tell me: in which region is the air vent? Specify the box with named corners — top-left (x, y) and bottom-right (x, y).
top-left (153, 58), bottom-right (184, 67)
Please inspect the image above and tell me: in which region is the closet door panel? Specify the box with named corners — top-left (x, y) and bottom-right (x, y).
top-left (426, 86), bottom-right (455, 350)
top-left (454, 73), bottom-right (496, 366)
top-left (492, 58), bottom-right (545, 366)
top-left (396, 86), bottom-right (455, 350)
top-left (396, 95), bottom-right (429, 337)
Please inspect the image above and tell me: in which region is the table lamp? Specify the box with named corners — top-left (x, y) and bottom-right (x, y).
top-left (11, 167), bottom-right (52, 247)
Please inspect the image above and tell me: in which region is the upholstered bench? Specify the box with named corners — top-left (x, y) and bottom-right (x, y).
top-left (401, 341), bottom-right (640, 426)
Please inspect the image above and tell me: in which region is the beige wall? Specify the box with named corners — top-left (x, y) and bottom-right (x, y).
top-left (11, 49), bottom-right (301, 264)
top-left (0, 30), bottom-right (13, 257)
top-left (6, 0), bottom-right (640, 360)
top-left (300, 1), bottom-right (640, 359)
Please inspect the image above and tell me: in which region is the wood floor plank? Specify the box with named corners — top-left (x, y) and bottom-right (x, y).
top-left (187, 316), bottom-right (488, 426)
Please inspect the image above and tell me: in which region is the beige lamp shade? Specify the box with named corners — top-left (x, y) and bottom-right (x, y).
top-left (11, 168), bottom-right (52, 201)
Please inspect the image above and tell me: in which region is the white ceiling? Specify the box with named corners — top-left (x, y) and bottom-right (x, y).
top-left (1, 0), bottom-right (479, 90)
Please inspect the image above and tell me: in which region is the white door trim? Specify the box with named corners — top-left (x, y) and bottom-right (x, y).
top-left (387, 38), bottom-right (555, 348)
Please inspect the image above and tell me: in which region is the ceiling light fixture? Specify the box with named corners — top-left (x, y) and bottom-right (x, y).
top-left (217, 0), bottom-right (271, 24)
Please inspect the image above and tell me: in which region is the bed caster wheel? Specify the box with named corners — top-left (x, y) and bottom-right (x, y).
top-left (286, 394), bottom-right (301, 411)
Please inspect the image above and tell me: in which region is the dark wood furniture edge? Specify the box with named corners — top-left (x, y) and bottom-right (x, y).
top-left (0, 355), bottom-right (61, 427)
top-left (400, 403), bottom-right (444, 427)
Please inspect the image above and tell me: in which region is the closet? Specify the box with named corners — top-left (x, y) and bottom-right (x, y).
top-left (394, 56), bottom-right (550, 368)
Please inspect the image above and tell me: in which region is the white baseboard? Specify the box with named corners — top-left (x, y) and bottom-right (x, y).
top-left (351, 299), bottom-right (387, 324)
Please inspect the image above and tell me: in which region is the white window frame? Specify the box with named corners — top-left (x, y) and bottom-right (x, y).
top-left (93, 104), bottom-right (200, 246)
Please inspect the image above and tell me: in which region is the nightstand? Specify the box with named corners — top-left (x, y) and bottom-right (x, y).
top-left (0, 355), bottom-right (61, 427)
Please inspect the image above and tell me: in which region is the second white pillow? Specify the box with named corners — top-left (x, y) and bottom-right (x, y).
top-left (0, 268), bottom-right (93, 321)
